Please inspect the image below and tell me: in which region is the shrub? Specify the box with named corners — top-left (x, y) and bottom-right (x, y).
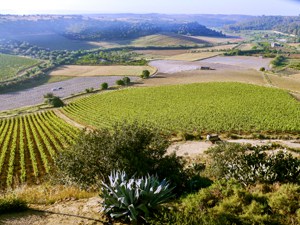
top-left (141, 70), bottom-right (150, 79)
top-left (116, 79), bottom-right (125, 86)
top-left (100, 170), bottom-right (174, 224)
top-left (260, 67), bottom-right (266, 71)
top-left (0, 196), bottom-right (28, 214)
top-left (85, 87), bottom-right (94, 93)
top-left (100, 82), bottom-right (108, 90)
top-left (54, 122), bottom-right (187, 193)
top-left (122, 76), bottom-right (131, 85)
top-left (206, 143), bottom-right (300, 185)
top-left (44, 94), bottom-right (64, 107)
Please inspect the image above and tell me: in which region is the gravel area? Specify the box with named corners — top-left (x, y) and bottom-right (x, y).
top-left (0, 76), bottom-right (137, 111)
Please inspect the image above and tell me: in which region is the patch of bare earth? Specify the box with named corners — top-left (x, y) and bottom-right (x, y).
top-left (167, 139), bottom-right (300, 157)
top-left (0, 197), bottom-right (108, 225)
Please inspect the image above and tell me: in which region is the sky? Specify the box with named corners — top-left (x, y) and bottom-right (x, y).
top-left (1, 0), bottom-right (300, 16)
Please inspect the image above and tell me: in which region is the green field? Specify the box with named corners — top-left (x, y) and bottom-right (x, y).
top-left (0, 54), bottom-right (39, 82)
top-left (0, 111), bottom-right (79, 188)
top-left (62, 83), bottom-right (300, 134)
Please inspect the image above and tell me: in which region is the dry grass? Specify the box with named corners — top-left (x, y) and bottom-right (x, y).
top-left (5, 184), bottom-right (97, 205)
top-left (238, 43), bottom-right (255, 50)
top-left (268, 74), bottom-right (300, 93)
top-left (192, 44), bottom-right (238, 52)
top-left (166, 52), bottom-right (222, 61)
top-left (50, 65), bottom-right (156, 77)
top-left (140, 69), bottom-right (266, 87)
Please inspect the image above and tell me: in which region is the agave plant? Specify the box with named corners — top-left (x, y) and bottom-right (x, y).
top-left (100, 170), bottom-right (174, 224)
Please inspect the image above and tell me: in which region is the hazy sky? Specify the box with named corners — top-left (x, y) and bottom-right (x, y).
top-left (1, 0), bottom-right (300, 15)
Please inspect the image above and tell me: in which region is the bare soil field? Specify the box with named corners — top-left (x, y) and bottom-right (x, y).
top-left (49, 65), bottom-right (156, 77)
top-left (0, 76), bottom-right (137, 111)
top-left (166, 52), bottom-right (222, 61)
top-left (140, 69), bottom-right (265, 87)
top-left (191, 36), bottom-right (243, 44)
top-left (201, 56), bottom-right (272, 70)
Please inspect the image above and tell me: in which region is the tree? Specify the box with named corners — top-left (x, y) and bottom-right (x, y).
top-left (100, 82), bottom-right (108, 90)
top-left (116, 79), bottom-right (125, 86)
top-left (141, 70), bottom-right (150, 79)
top-left (44, 94), bottom-right (64, 107)
top-left (123, 76), bottom-right (131, 85)
top-left (54, 122), bottom-right (187, 192)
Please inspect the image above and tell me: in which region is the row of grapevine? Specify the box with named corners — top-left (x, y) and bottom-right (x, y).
top-left (0, 111), bottom-right (79, 189)
top-left (62, 83), bottom-right (300, 134)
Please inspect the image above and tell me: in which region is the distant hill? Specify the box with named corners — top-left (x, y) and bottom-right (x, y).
top-left (0, 14), bottom-right (225, 44)
top-left (226, 16), bottom-right (300, 36)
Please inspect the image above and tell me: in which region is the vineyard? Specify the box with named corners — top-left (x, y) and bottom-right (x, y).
top-left (0, 53), bottom-right (39, 82)
top-left (62, 82), bottom-right (300, 134)
top-left (0, 111), bottom-right (79, 189)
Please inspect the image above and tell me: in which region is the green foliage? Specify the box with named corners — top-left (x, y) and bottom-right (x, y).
top-left (0, 196), bottom-right (28, 214)
top-left (260, 67), bottom-right (266, 71)
top-left (271, 55), bottom-right (287, 67)
top-left (54, 122), bottom-right (187, 192)
top-left (122, 76), bottom-right (131, 85)
top-left (206, 143), bottom-right (300, 185)
top-left (85, 87), bottom-right (94, 93)
top-left (150, 181), bottom-right (300, 225)
top-left (100, 82), bottom-right (108, 90)
top-left (141, 70), bottom-right (150, 79)
top-left (62, 83), bottom-right (300, 134)
top-left (100, 170), bottom-right (174, 224)
top-left (44, 94), bottom-right (64, 107)
top-left (116, 79), bottom-right (125, 86)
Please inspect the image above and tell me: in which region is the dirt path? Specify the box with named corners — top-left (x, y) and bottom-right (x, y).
top-left (53, 109), bottom-right (93, 131)
top-left (168, 139), bottom-right (300, 157)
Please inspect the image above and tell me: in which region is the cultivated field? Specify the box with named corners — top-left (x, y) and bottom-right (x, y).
top-left (0, 54), bottom-right (39, 82)
top-left (268, 74), bottom-right (300, 92)
top-left (0, 76), bottom-right (138, 111)
top-left (0, 111), bottom-right (79, 188)
top-left (191, 35), bottom-right (243, 44)
top-left (166, 52), bottom-right (222, 61)
top-left (62, 83), bottom-right (300, 134)
top-left (49, 65), bottom-right (156, 77)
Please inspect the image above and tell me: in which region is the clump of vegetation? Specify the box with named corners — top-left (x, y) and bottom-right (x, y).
top-left (116, 79), bottom-right (125, 86)
top-left (85, 87), bottom-right (94, 93)
top-left (100, 170), bottom-right (174, 224)
top-left (43, 93), bottom-right (64, 107)
top-left (100, 82), bottom-right (108, 90)
top-left (0, 196), bottom-right (28, 214)
top-left (123, 76), bottom-right (131, 85)
top-left (54, 122), bottom-right (188, 193)
top-left (271, 55), bottom-right (287, 67)
top-left (206, 143), bottom-right (300, 185)
top-left (149, 181), bottom-right (300, 225)
top-left (141, 70), bottom-right (150, 79)
top-left (259, 67), bottom-right (266, 71)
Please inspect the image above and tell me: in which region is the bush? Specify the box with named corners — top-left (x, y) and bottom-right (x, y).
top-left (141, 70), bottom-right (150, 79)
top-left (44, 94), bottom-right (64, 107)
top-left (122, 76), bottom-right (131, 85)
top-left (260, 67), bottom-right (266, 71)
top-left (100, 82), bottom-right (108, 90)
top-left (206, 143), bottom-right (300, 185)
top-left (85, 87), bottom-right (94, 93)
top-left (116, 79), bottom-right (125, 86)
top-left (54, 122), bottom-right (187, 193)
top-left (101, 170), bottom-right (174, 224)
top-left (0, 196), bottom-right (28, 214)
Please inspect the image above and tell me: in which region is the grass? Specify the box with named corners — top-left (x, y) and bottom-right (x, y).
top-left (0, 54), bottom-right (39, 82)
top-left (0, 196), bottom-right (28, 214)
top-left (63, 82), bottom-right (300, 135)
top-left (49, 65), bottom-right (156, 77)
